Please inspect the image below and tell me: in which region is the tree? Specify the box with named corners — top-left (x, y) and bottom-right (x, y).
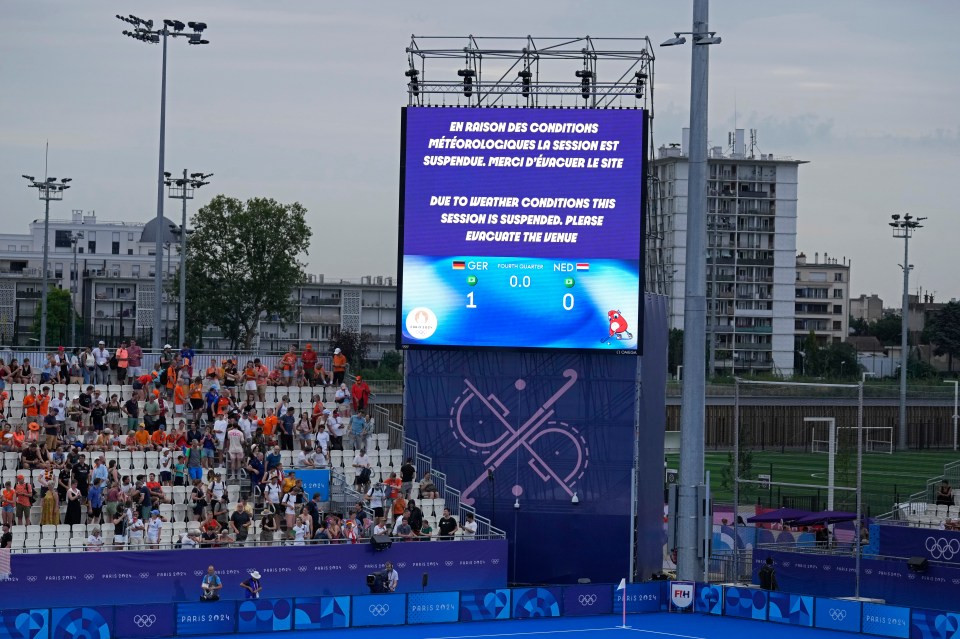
top-left (183, 195), bottom-right (312, 349)
top-left (926, 301), bottom-right (960, 372)
top-left (31, 288), bottom-right (82, 346)
top-left (868, 312), bottom-right (902, 345)
top-left (668, 328), bottom-right (683, 378)
top-left (330, 328), bottom-right (373, 369)
top-left (379, 350), bottom-right (402, 373)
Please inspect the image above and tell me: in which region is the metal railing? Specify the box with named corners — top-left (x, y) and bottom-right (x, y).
top-left (372, 405), bottom-right (506, 540)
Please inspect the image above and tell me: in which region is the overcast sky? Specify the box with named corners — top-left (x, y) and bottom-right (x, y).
top-left (2, 1), bottom-right (958, 306)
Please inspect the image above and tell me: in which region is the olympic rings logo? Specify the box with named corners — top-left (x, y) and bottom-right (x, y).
top-left (84, 574), bottom-right (95, 580)
top-left (925, 537), bottom-right (960, 560)
top-left (830, 609), bottom-right (847, 621)
top-left (348, 564), bottom-right (357, 570)
top-left (578, 595), bottom-right (597, 606)
top-left (133, 615), bottom-right (157, 628)
top-left (368, 604), bottom-right (390, 616)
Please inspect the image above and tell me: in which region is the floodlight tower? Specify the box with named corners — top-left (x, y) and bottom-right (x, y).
top-left (22, 174), bottom-right (72, 349)
top-left (165, 170), bottom-right (210, 346)
top-left (115, 14), bottom-right (210, 349)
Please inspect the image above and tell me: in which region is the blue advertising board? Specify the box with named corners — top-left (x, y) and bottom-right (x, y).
top-left (295, 469), bottom-right (330, 501)
top-left (460, 589), bottom-right (511, 621)
top-left (293, 597), bottom-right (350, 630)
top-left (175, 602), bottom-right (235, 636)
top-left (0, 539), bottom-right (506, 608)
top-left (767, 592), bottom-right (814, 627)
top-left (723, 586), bottom-right (768, 620)
top-left (911, 608), bottom-right (960, 639)
top-left (696, 583), bottom-right (723, 615)
top-left (612, 582), bottom-right (664, 614)
top-left (815, 597), bottom-right (861, 634)
top-left (512, 587), bottom-right (562, 618)
top-left (50, 606), bottom-right (112, 639)
top-left (113, 603), bottom-right (176, 639)
top-left (565, 584), bottom-right (615, 616)
top-left (0, 609), bottom-right (49, 639)
top-left (398, 106), bottom-right (646, 353)
top-left (407, 592), bottom-right (460, 624)
top-left (237, 598), bottom-right (293, 633)
top-left (351, 594), bottom-right (406, 627)
top-left (862, 603), bottom-right (911, 638)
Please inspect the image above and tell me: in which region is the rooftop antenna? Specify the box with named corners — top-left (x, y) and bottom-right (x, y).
top-left (749, 128), bottom-right (759, 159)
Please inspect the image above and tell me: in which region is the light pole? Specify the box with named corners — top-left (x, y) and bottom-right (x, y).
top-left (661, 0), bottom-right (721, 582)
top-left (69, 231), bottom-right (84, 346)
top-left (890, 213), bottom-right (925, 451)
top-left (946, 380), bottom-right (959, 452)
top-left (116, 14), bottom-right (209, 349)
top-left (22, 174), bottom-right (72, 350)
top-left (165, 170), bottom-right (211, 346)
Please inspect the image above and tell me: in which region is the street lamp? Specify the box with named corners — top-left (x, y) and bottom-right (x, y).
top-left (946, 380), bottom-right (959, 452)
top-left (661, 0), bottom-right (721, 583)
top-left (889, 213), bottom-right (925, 451)
top-left (22, 174), bottom-right (72, 350)
top-left (165, 170), bottom-right (211, 346)
top-left (69, 231), bottom-right (84, 346)
top-left (116, 14), bottom-right (210, 349)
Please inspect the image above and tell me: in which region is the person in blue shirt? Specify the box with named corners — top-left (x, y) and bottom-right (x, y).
top-left (350, 410), bottom-right (371, 452)
top-left (201, 565), bottom-right (222, 601)
top-left (87, 478), bottom-right (104, 525)
top-left (205, 386), bottom-right (220, 423)
top-left (180, 342), bottom-right (196, 377)
top-left (245, 452), bottom-right (265, 501)
top-left (240, 570), bottom-right (262, 599)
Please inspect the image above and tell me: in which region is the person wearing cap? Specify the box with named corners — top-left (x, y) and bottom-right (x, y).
top-left (92, 341), bottom-right (110, 385)
top-left (332, 348), bottom-right (347, 386)
top-left (240, 570), bottom-right (263, 598)
top-left (351, 375), bottom-right (371, 412)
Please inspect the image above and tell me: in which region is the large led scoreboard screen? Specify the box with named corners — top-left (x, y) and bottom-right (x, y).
top-left (397, 107), bottom-right (645, 354)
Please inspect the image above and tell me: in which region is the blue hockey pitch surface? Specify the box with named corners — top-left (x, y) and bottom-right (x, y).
top-left (200, 612), bottom-right (861, 639)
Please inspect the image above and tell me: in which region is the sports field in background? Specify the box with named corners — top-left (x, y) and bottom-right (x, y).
top-left (665, 450), bottom-right (960, 515)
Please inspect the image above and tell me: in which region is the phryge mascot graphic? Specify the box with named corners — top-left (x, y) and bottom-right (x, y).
top-left (603, 309), bottom-right (634, 342)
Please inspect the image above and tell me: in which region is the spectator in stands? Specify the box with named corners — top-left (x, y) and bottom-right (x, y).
top-left (407, 499), bottom-right (423, 534)
top-left (88, 477), bottom-right (104, 524)
top-left (349, 410), bottom-right (371, 452)
top-left (400, 458), bottom-right (416, 498)
top-left (20, 358), bottom-right (34, 384)
top-left (419, 519), bottom-right (433, 540)
top-left (180, 529), bottom-right (201, 548)
top-left (201, 565), bottom-right (222, 601)
top-left (280, 346), bottom-right (298, 384)
top-left (0, 523), bottom-right (11, 549)
top-left (290, 515), bottom-right (308, 546)
top-left (255, 358), bottom-right (269, 403)
top-left (92, 341), bottom-right (110, 385)
top-left (351, 376), bottom-right (371, 412)
top-left (230, 502), bottom-right (252, 545)
top-left (1, 482), bottom-right (14, 527)
top-left (115, 341), bottom-right (129, 385)
top-left (353, 448), bottom-right (372, 492)
top-left (301, 344), bottom-right (317, 385)
top-left (438, 508), bottom-right (458, 540)
top-left (86, 527), bottom-right (104, 552)
top-left (328, 411), bottom-right (346, 452)
top-left (279, 407), bottom-right (296, 452)
top-left (419, 472), bottom-right (439, 499)
top-left (260, 509), bottom-right (278, 545)
top-left (937, 479), bottom-right (955, 506)
top-left (461, 513), bottom-right (478, 539)
top-left (332, 348), bottom-right (347, 386)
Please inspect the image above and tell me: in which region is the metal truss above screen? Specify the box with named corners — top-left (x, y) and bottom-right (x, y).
top-left (405, 35), bottom-right (655, 111)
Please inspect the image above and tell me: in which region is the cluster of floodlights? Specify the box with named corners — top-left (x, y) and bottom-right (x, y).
top-left (21, 175), bottom-right (72, 193)
top-left (163, 171), bottom-right (213, 189)
top-left (117, 14), bottom-right (208, 45)
top-left (407, 67), bottom-right (647, 100)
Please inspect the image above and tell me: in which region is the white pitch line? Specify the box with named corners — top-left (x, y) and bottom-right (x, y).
top-left (424, 627), bottom-right (625, 639)
top-left (424, 626), bottom-right (705, 639)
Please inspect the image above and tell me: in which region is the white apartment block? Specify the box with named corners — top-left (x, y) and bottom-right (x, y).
top-left (0, 211), bottom-right (397, 358)
top-left (794, 252), bottom-right (851, 346)
top-left (651, 128), bottom-right (804, 376)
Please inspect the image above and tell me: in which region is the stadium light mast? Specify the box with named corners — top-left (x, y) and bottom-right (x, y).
top-left (165, 169), bottom-right (210, 346)
top-left (115, 14), bottom-right (209, 349)
top-left (662, 0), bottom-right (721, 582)
top-left (22, 174), bottom-right (72, 349)
top-left (889, 213), bottom-right (924, 451)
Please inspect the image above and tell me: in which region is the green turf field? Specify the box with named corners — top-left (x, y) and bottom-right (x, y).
top-left (664, 449), bottom-right (960, 516)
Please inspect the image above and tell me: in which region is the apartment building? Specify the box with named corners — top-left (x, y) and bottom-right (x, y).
top-left (794, 251), bottom-right (851, 346)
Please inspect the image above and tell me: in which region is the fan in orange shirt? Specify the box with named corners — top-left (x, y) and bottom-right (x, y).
top-left (134, 424), bottom-right (151, 449)
top-left (173, 383), bottom-right (187, 418)
top-left (150, 428), bottom-right (166, 450)
top-left (262, 409), bottom-right (279, 443)
top-left (22, 389), bottom-right (39, 418)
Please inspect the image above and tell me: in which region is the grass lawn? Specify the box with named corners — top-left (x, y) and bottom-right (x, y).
top-left (665, 449), bottom-right (960, 516)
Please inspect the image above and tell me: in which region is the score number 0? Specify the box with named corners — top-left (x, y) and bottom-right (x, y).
top-left (466, 275), bottom-right (574, 310)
